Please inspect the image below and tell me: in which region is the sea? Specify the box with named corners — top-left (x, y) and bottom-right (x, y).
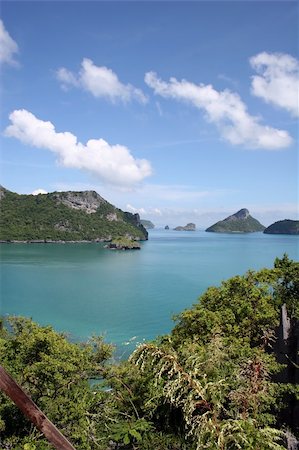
top-left (1, 229), bottom-right (298, 357)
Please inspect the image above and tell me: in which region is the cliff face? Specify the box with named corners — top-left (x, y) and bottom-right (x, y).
top-left (52, 190), bottom-right (107, 214)
top-left (0, 187), bottom-right (148, 242)
top-left (206, 209), bottom-right (265, 233)
top-left (264, 220), bottom-right (299, 235)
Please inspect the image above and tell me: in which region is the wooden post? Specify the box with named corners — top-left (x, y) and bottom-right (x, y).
top-left (0, 366), bottom-right (76, 450)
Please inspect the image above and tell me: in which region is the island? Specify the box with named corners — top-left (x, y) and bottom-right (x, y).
top-left (165, 225), bottom-right (169, 230)
top-left (105, 237), bottom-right (141, 250)
top-left (0, 186), bottom-right (148, 242)
top-left (206, 208), bottom-right (265, 233)
top-left (263, 219), bottom-right (299, 235)
top-left (140, 220), bottom-right (155, 229)
top-left (174, 223), bottom-right (196, 231)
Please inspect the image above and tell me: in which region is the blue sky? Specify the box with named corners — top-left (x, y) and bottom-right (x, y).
top-left (1, 1), bottom-right (298, 228)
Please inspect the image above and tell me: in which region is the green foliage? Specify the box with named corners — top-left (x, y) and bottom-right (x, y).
top-left (264, 220), bottom-right (299, 235)
top-left (110, 237), bottom-right (141, 249)
top-left (206, 214), bottom-right (265, 233)
top-left (0, 317), bottom-right (114, 449)
top-left (129, 256), bottom-right (299, 449)
top-left (0, 188), bottom-right (147, 241)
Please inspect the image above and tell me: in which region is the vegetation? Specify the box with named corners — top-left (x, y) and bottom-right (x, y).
top-left (0, 187), bottom-right (147, 242)
top-left (264, 220), bottom-right (299, 235)
top-left (107, 237), bottom-right (141, 250)
top-left (0, 256), bottom-right (298, 449)
top-left (206, 209), bottom-right (265, 233)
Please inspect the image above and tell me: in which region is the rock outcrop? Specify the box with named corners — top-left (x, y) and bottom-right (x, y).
top-left (52, 190), bottom-right (107, 214)
top-left (206, 209), bottom-right (265, 233)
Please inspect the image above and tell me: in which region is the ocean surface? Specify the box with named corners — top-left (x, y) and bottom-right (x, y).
top-left (1, 230), bottom-right (298, 357)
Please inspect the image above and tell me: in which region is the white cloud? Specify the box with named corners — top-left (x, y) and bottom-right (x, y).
top-left (56, 58), bottom-right (148, 104)
top-left (5, 109), bottom-right (152, 187)
top-left (31, 188), bottom-right (48, 195)
top-left (0, 20), bottom-right (19, 66)
top-left (145, 71), bottom-right (292, 150)
top-left (56, 67), bottom-right (79, 89)
top-left (250, 52), bottom-right (299, 117)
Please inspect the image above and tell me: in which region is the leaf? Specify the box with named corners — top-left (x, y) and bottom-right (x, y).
top-left (130, 429), bottom-right (142, 441)
top-left (123, 433), bottom-right (130, 445)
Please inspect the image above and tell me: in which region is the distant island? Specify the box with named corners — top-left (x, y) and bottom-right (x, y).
top-left (0, 186), bottom-right (148, 242)
top-left (264, 219), bottom-right (299, 235)
top-left (165, 225), bottom-right (169, 230)
top-left (206, 209), bottom-right (265, 233)
top-left (140, 219), bottom-right (155, 229)
top-left (174, 223), bottom-right (196, 231)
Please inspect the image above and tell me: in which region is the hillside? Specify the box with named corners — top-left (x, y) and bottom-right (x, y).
top-left (0, 186), bottom-right (148, 242)
top-left (206, 208), bottom-right (265, 233)
top-left (264, 219), bottom-right (299, 235)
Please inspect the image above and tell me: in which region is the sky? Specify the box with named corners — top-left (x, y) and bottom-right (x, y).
top-left (0, 1), bottom-right (298, 228)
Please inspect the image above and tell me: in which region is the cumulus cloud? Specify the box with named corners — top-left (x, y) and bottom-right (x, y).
top-left (56, 58), bottom-right (148, 104)
top-left (5, 109), bottom-right (152, 187)
top-left (145, 71), bottom-right (292, 150)
top-left (31, 188), bottom-right (48, 195)
top-left (250, 52), bottom-right (299, 117)
top-left (0, 19), bottom-right (19, 66)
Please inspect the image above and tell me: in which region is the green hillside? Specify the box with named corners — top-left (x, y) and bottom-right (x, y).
top-left (264, 219), bottom-right (299, 235)
top-left (206, 208), bottom-right (265, 233)
top-left (0, 186), bottom-right (148, 242)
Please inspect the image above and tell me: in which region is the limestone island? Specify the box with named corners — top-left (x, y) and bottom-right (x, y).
top-left (264, 219), bottom-right (299, 235)
top-left (206, 209), bottom-right (265, 233)
top-left (140, 219), bottom-right (155, 229)
top-left (0, 186), bottom-right (148, 243)
top-left (105, 237), bottom-right (141, 250)
top-left (165, 225), bottom-right (170, 230)
top-left (174, 223), bottom-right (196, 231)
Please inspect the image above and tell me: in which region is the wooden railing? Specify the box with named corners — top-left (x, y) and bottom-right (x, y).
top-left (0, 366), bottom-right (75, 449)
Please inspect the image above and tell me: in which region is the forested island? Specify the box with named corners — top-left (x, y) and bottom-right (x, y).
top-left (0, 255), bottom-right (298, 449)
top-left (174, 223), bottom-right (196, 231)
top-left (0, 186), bottom-right (148, 242)
top-left (206, 208), bottom-right (265, 233)
top-left (264, 219), bottom-right (299, 235)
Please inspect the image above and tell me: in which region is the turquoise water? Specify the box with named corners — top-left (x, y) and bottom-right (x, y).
top-left (0, 230), bottom-right (298, 356)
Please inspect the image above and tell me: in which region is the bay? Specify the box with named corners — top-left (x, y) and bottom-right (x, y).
top-left (0, 230), bottom-right (298, 356)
